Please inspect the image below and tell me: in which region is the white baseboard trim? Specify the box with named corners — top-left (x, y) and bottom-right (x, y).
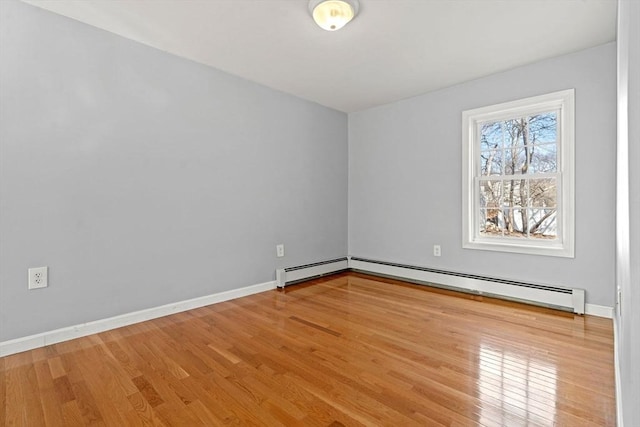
top-left (0, 280), bottom-right (277, 358)
top-left (613, 314), bottom-right (623, 427)
top-left (585, 303), bottom-right (614, 318)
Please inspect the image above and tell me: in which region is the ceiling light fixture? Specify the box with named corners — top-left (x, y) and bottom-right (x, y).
top-left (309, 0), bottom-right (359, 31)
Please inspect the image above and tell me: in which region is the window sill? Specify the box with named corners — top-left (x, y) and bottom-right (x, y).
top-left (463, 239), bottom-right (574, 258)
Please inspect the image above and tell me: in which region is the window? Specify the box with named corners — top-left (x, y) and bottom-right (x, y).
top-left (462, 89), bottom-right (575, 257)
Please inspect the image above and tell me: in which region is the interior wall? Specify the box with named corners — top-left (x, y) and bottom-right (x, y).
top-left (348, 42), bottom-right (617, 307)
top-left (0, 0), bottom-right (348, 342)
top-left (616, 0), bottom-right (640, 425)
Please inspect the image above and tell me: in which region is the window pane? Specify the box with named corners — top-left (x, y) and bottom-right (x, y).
top-left (505, 145), bottom-right (526, 175)
top-left (529, 178), bottom-right (557, 208)
top-left (480, 150), bottom-right (502, 175)
top-left (503, 208), bottom-right (527, 238)
top-left (501, 180), bottom-right (527, 236)
top-left (529, 112), bottom-right (557, 144)
top-left (528, 208), bottom-right (557, 238)
top-left (530, 143), bottom-right (557, 173)
top-left (502, 180), bottom-right (525, 209)
top-left (481, 122), bottom-right (502, 151)
top-left (504, 118), bottom-right (525, 148)
top-left (479, 180), bottom-right (502, 208)
top-left (480, 208), bottom-right (504, 236)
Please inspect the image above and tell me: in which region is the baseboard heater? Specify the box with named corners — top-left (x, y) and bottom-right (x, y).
top-left (349, 257), bottom-right (585, 314)
top-left (276, 257), bottom-right (349, 288)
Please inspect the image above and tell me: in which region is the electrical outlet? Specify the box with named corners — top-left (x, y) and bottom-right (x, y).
top-left (433, 245), bottom-right (441, 257)
top-left (28, 266), bottom-right (48, 289)
top-left (276, 244), bottom-right (285, 258)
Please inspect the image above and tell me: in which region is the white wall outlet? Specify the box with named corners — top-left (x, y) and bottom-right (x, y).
top-left (433, 245), bottom-right (441, 257)
top-left (28, 266), bottom-right (48, 289)
top-left (276, 244), bottom-right (285, 258)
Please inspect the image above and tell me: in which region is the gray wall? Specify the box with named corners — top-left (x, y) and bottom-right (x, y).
top-left (0, 0), bottom-right (621, 345)
top-left (0, 0), bottom-right (348, 342)
top-left (349, 43), bottom-right (617, 307)
top-left (616, 1), bottom-right (640, 425)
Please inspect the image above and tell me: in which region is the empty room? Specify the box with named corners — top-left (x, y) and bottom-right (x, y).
top-left (1, 0), bottom-right (638, 426)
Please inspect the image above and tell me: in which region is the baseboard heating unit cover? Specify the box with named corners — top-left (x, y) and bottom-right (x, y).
top-left (276, 257), bottom-right (349, 288)
top-left (348, 257), bottom-right (585, 314)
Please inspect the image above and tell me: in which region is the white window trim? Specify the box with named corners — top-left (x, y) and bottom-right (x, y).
top-left (462, 89), bottom-right (575, 258)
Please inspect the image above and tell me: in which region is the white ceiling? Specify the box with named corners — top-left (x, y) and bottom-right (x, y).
top-left (21, 0), bottom-right (617, 112)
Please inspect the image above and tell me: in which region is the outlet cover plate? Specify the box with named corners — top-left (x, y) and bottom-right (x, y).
top-left (28, 266), bottom-right (48, 289)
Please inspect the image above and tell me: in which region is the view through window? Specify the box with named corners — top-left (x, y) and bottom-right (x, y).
top-left (462, 90), bottom-right (575, 257)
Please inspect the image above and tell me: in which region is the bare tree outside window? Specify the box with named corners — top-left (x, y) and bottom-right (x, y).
top-left (479, 112), bottom-right (558, 239)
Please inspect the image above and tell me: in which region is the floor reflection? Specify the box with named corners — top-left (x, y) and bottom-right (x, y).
top-left (478, 343), bottom-right (557, 426)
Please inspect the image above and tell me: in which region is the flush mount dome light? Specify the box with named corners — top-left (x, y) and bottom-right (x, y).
top-left (309, 0), bottom-right (359, 31)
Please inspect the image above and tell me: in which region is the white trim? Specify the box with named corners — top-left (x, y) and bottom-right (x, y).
top-left (0, 280), bottom-right (277, 357)
top-left (462, 89), bottom-right (575, 258)
top-left (584, 303), bottom-right (614, 319)
top-left (613, 314), bottom-right (624, 427)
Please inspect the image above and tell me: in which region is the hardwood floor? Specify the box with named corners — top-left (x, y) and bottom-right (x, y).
top-left (0, 272), bottom-right (616, 426)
